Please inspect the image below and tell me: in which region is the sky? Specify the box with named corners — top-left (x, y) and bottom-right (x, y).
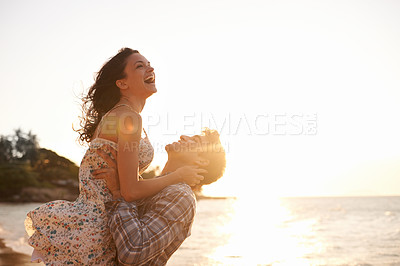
top-left (0, 0), bottom-right (399, 198)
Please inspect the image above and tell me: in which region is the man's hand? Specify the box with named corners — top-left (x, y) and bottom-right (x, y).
top-left (93, 146), bottom-right (121, 198)
top-left (175, 165), bottom-right (207, 187)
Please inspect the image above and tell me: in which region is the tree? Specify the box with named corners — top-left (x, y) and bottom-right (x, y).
top-left (24, 131), bottom-right (39, 166)
top-left (0, 164), bottom-right (40, 200)
top-left (0, 129), bottom-right (79, 202)
top-left (0, 136), bottom-right (13, 163)
top-left (11, 129), bottom-right (39, 166)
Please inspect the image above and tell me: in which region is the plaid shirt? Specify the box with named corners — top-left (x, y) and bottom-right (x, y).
top-left (106, 183), bottom-right (197, 265)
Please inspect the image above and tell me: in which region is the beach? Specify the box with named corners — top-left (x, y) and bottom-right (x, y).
top-left (0, 238), bottom-right (41, 266)
top-left (1, 197), bottom-right (400, 265)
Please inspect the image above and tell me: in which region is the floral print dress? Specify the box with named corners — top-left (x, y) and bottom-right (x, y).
top-left (25, 131), bottom-right (154, 265)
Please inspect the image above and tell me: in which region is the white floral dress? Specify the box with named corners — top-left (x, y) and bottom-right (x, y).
top-left (25, 130), bottom-right (154, 265)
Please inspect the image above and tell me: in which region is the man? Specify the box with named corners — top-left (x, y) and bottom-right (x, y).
top-left (94, 128), bottom-right (226, 265)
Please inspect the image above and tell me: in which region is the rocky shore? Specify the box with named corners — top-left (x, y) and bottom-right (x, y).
top-left (14, 187), bottom-right (78, 202)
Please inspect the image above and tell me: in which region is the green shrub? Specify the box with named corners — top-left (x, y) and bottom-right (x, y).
top-left (0, 164), bottom-right (40, 199)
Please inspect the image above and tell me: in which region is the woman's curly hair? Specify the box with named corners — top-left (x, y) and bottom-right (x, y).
top-left (75, 48), bottom-right (139, 144)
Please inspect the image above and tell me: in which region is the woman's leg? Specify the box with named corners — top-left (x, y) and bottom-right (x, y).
top-left (107, 183), bottom-right (196, 266)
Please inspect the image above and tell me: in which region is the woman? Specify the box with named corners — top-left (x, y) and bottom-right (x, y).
top-left (25, 48), bottom-right (206, 265)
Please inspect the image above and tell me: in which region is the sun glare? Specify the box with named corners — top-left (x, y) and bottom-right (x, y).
top-left (206, 196), bottom-right (318, 265)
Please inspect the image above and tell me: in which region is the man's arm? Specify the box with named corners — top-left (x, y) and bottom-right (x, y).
top-left (92, 148), bottom-right (122, 199)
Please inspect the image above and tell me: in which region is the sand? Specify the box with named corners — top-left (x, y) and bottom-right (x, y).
top-left (0, 239), bottom-right (43, 266)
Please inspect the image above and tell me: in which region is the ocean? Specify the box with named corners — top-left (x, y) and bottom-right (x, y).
top-left (1, 196), bottom-right (399, 265)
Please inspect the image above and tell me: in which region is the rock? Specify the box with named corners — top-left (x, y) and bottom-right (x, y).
top-left (19, 187), bottom-right (78, 202)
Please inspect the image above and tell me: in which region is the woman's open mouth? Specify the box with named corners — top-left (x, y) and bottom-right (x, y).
top-left (144, 74), bottom-right (155, 84)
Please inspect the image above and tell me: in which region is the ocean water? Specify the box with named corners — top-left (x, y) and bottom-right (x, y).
top-left (1, 197), bottom-right (399, 265)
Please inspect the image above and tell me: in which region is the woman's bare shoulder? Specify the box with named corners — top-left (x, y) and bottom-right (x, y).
top-left (97, 106), bottom-right (142, 142)
top-left (112, 107), bottom-right (142, 140)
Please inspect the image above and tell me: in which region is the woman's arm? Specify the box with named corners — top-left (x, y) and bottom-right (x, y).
top-left (94, 147), bottom-right (206, 201)
top-left (115, 111), bottom-right (205, 202)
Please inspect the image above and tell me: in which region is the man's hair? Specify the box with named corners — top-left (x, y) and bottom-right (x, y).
top-left (199, 128), bottom-right (226, 185)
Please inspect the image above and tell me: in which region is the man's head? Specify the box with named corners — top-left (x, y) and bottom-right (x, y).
top-left (165, 128), bottom-right (226, 185)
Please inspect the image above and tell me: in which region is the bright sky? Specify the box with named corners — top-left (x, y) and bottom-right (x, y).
top-left (1, 0), bottom-right (399, 197)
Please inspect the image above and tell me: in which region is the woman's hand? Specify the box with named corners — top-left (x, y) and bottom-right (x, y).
top-left (174, 165), bottom-right (207, 187)
top-left (93, 146), bottom-right (121, 198)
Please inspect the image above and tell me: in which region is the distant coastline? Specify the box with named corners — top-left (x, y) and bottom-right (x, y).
top-left (0, 129), bottom-right (80, 203)
top-left (196, 195), bottom-right (237, 200)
